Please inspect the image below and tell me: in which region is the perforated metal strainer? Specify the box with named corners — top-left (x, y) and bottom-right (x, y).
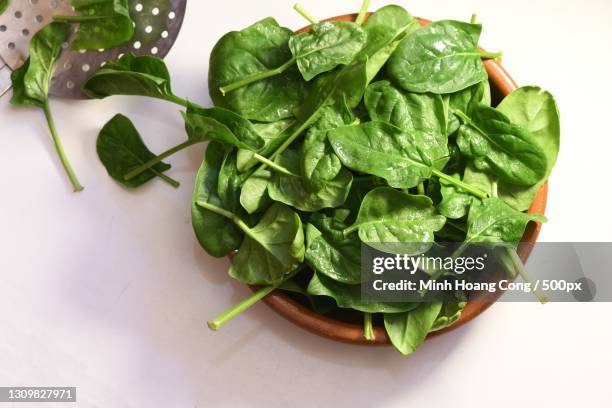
top-left (0, 0), bottom-right (186, 98)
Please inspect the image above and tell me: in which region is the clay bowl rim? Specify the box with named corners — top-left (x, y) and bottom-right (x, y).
top-left (236, 13), bottom-right (548, 346)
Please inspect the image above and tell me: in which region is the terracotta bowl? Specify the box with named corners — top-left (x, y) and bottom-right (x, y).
top-left (238, 13), bottom-right (548, 345)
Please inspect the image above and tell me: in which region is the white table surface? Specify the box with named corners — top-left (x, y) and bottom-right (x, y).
top-left (1, 0), bottom-right (611, 407)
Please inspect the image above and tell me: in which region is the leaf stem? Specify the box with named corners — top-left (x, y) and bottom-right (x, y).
top-left (343, 224), bottom-right (358, 236)
top-left (219, 57), bottom-right (297, 95)
top-left (417, 181), bottom-right (425, 196)
top-left (252, 153), bottom-right (299, 177)
top-left (363, 312), bottom-right (375, 341)
top-left (355, 0), bottom-right (371, 26)
top-left (293, 3), bottom-right (320, 24)
top-left (124, 140), bottom-right (196, 181)
top-left (42, 102), bottom-right (84, 192)
top-left (208, 284), bottom-right (277, 330)
top-left (506, 248), bottom-right (549, 304)
top-left (478, 50), bottom-right (503, 60)
top-left (432, 169), bottom-right (488, 199)
top-left (196, 201), bottom-right (253, 237)
top-left (207, 266), bottom-right (305, 330)
top-left (150, 168), bottom-right (180, 188)
top-left (470, 14), bottom-right (478, 24)
top-left (492, 179), bottom-right (499, 198)
top-left (163, 94), bottom-right (195, 109)
top-left (250, 111), bottom-right (322, 176)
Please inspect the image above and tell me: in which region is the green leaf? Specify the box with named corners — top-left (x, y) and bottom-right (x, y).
top-left (237, 119), bottom-right (295, 172)
top-left (229, 203), bottom-right (305, 285)
top-left (289, 21), bottom-right (366, 81)
top-left (183, 106), bottom-right (265, 151)
top-left (346, 187), bottom-right (446, 250)
top-left (300, 106), bottom-right (346, 192)
top-left (96, 114), bottom-right (177, 188)
top-left (192, 143), bottom-right (244, 257)
top-left (430, 301), bottom-right (466, 332)
top-left (10, 60), bottom-right (43, 108)
top-left (82, 53), bottom-right (175, 100)
top-left (456, 104), bottom-right (548, 186)
top-left (464, 197), bottom-right (547, 246)
top-left (55, 0), bottom-right (134, 50)
top-left (208, 18), bottom-right (305, 122)
top-left (493, 86), bottom-right (561, 210)
top-left (364, 80), bottom-right (449, 160)
top-left (360, 4), bottom-right (416, 56)
top-left (13, 22), bottom-right (70, 104)
top-left (438, 173), bottom-right (473, 219)
top-left (328, 122), bottom-right (433, 189)
top-left (9, 22), bottom-right (82, 192)
top-left (268, 148), bottom-right (353, 212)
top-left (447, 80), bottom-right (491, 135)
top-left (387, 20), bottom-right (495, 94)
top-left (307, 272), bottom-right (418, 313)
top-left (384, 302), bottom-right (442, 355)
top-left (278, 275), bottom-right (337, 315)
top-left (0, 0), bottom-right (9, 14)
top-left (305, 214), bottom-right (361, 284)
top-left (240, 169), bottom-right (273, 214)
top-left (360, 5), bottom-right (419, 83)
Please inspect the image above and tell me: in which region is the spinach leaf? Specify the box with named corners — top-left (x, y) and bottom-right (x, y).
top-left (54, 0), bottom-right (134, 50)
top-left (237, 119), bottom-right (295, 172)
top-left (344, 187), bottom-right (446, 250)
top-left (244, 62), bottom-right (367, 192)
top-left (484, 86), bottom-right (560, 210)
top-left (10, 22), bottom-right (83, 192)
top-left (10, 59), bottom-right (42, 108)
top-left (82, 53), bottom-right (182, 102)
top-left (123, 106), bottom-right (266, 182)
top-left (463, 197), bottom-right (547, 246)
top-left (364, 80), bottom-right (449, 161)
top-left (289, 21), bottom-right (366, 81)
top-left (183, 106), bottom-right (265, 151)
top-left (384, 302), bottom-right (442, 355)
top-left (97, 114), bottom-right (178, 188)
top-left (307, 272), bottom-right (418, 313)
top-left (192, 142), bottom-right (244, 257)
top-left (447, 80), bottom-right (491, 136)
top-left (218, 21), bottom-right (366, 94)
top-left (438, 173), bottom-right (473, 219)
top-left (268, 148), bottom-right (353, 212)
top-left (0, 0), bottom-right (8, 14)
top-left (387, 20), bottom-right (500, 94)
top-left (301, 106), bottom-right (346, 192)
top-left (240, 169), bottom-right (273, 214)
top-left (14, 23), bottom-right (69, 104)
top-left (305, 214), bottom-right (361, 284)
top-left (456, 104), bottom-right (548, 186)
top-left (328, 122), bottom-right (433, 189)
top-left (209, 18), bottom-right (305, 122)
top-left (228, 203), bottom-right (305, 285)
top-left (360, 5), bottom-right (416, 57)
top-left (429, 301), bottom-right (466, 332)
top-left (278, 275), bottom-right (337, 315)
top-left (360, 5), bottom-right (419, 83)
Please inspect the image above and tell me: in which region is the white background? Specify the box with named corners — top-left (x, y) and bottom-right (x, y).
top-left (1, 0), bottom-right (611, 407)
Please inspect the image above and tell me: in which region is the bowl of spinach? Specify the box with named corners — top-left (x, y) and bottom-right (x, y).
top-left (236, 11), bottom-right (554, 349)
top-left (87, 1), bottom-right (559, 355)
